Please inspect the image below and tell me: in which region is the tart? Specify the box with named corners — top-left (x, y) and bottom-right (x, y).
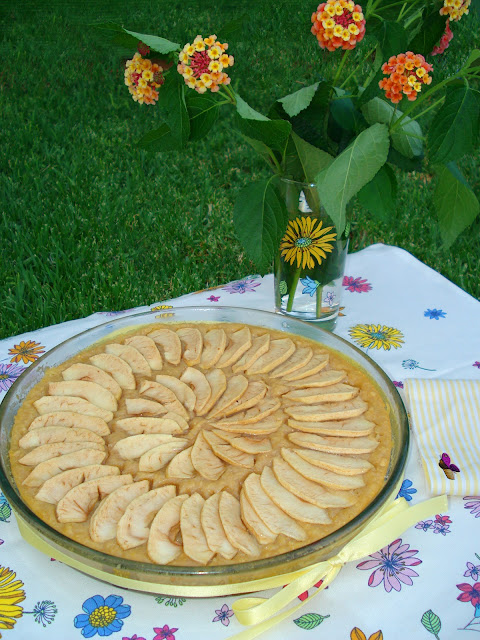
top-left (9, 321), bottom-right (392, 567)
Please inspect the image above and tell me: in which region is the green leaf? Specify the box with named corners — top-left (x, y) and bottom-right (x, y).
top-left (330, 89), bottom-right (366, 133)
top-left (315, 123), bottom-right (390, 234)
top-left (357, 164), bottom-right (397, 222)
top-left (463, 49), bottom-right (480, 69)
top-left (279, 83), bottom-right (319, 118)
top-left (408, 10), bottom-right (446, 56)
top-left (361, 97), bottom-right (423, 158)
top-left (123, 29), bottom-right (180, 54)
top-left (421, 610), bottom-right (442, 636)
top-left (155, 73), bottom-right (190, 147)
top-left (291, 132), bottom-right (333, 183)
top-left (233, 178), bottom-right (288, 272)
top-left (293, 613), bottom-right (330, 630)
top-left (290, 81), bottom-right (331, 149)
top-left (235, 93), bottom-right (269, 121)
top-left (186, 94), bottom-right (220, 142)
top-left (0, 501), bottom-right (11, 522)
top-left (428, 86), bottom-right (480, 164)
top-left (433, 162), bottom-right (480, 247)
top-left (387, 147), bottom-right (423, 171)
top-left (236, 115), bottom-right (292, 156)
top-left (137, 123), bottom-right (182, 152)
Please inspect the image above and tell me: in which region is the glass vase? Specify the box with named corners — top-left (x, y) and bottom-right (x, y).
top-left (274, 179), bottom-right (349, 330)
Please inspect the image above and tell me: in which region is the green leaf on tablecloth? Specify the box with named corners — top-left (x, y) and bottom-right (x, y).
top-left (186, 94), bottom-right (220, 142)
top-left (357, 163), bottom-right (397, 222)
top-left (233, 177), bottom-right (288, 272)
top-left (279, 83), bottom-right (320, 118)
top-left (421, 609), bottom-right (441, 635)
top-left (315, 123), bottom-right (390, 234)
top-left (293, 613), bottom-right (330, 630)
top-left (433, 162), bottom-right (480, 247)
top-left (428, 86), bottom-right (480, 164)
top-left (0, 501), bottom-right (11, 522)
top-left (361, 97), bottom-right (423, 158)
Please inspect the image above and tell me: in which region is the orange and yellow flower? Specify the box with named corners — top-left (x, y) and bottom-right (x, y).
top-left (280, 217), bottom-right (337, 269)
top-left (379, 52), bottom-right (433, 104)
top-left (0, 566), bottom-right (25, 631)
top-left (311, 0), bottom-right (366, 51)
top-left (8, 340), bottom-right (45, 364)
top-left (124, 52), bottom-right (164, 105)
top-left (177, 35), bottom-right (234, 93)
top-left (440, 0), bottom-right (470, 21)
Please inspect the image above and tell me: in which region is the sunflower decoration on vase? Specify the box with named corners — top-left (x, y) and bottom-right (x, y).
top-left (100, 0), bottom-right (479, 328)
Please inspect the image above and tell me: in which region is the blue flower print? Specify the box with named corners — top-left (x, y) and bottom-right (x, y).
top-left (424, 309), bottom-right (446, 320)
top-left (396, 479), bottom-right (417, 502)
top-left (74, 594), bottom-right (131, 637)
top-left (300, 276), bottom-right (320, 297)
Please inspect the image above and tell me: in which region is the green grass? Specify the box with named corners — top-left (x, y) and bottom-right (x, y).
top-left (1, 0), bottom-right (479, 340)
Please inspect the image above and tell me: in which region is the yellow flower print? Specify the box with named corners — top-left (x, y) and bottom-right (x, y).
top-left (151, 305), bottom-right (173, 311)
top-left (348, 324), bottom-right (404, 351)
top-left (351, 628), bottom-right (383, 640)
top-left (279, 216), bottom-right (337, 269)
top-left (8, 340), bottom-right (45, 364)
top-left (0, 567), bottom-right (26, 632)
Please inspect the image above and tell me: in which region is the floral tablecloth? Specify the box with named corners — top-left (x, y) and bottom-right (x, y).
top-left (1, 243), bottom-right (479, 640)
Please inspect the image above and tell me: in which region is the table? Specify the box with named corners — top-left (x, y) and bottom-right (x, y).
top-left (1, 243), bottom-right (479, 640)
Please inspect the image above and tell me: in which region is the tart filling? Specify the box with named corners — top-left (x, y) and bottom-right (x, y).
top-left (9, 322), bottom-right (391, 566)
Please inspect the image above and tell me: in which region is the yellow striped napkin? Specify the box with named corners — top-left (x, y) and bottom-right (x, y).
top-left (405, 379), bottom-right (480, 496)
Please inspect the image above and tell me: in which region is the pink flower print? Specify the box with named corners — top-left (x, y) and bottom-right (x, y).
top-left (153, 625), bottom-right (178, 640)
top-left (473, 362), bottom-right (480, 369)
top-left (457, 583), bottom-right (480, 606)
top-left (0, 363), bottom-right (25, 392)
top-left (393, 380), bottom-right (404, 388)
top-left (212, 603), bottom-right (234, 626)
top-left (123, 635), bottom-right (146, 640)
top-left (342, 276), bottom-right (372, 293)
top-left (207, 295), bottom-right (220, 302)
top-left (464, 497), bottom-right (480, 518)
top-left (356, 538), bottom-right (422, 592)
top-left (222, 278), bottom-right (260, 294)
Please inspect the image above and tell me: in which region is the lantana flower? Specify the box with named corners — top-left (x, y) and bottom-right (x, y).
top-left (311, 0), bottom-right (366, 51)
top-left (432, 20), bottom-right (453, 55)
top-left (124, 53), bottom-right (164, 105)
top-left (440, 0), bottom-right (470, 22)
top-left (379, 52), bottom-right (433, 104)
top-left (177, 35), bottom-right (234, 93)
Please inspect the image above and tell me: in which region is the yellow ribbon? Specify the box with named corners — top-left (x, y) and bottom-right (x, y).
top-left (15, 494), bottom-right (447, 640)
top-left (228, 494), bottom-right (448, 639)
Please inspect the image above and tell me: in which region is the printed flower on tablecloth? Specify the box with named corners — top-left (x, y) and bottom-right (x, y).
top-left (464, 496), bottom-right (480, 518)
top-left (0, 363), bottom-right (25, 392)
top-left (465, 556), bottom-right (480, 581)
top-left (415, 514), bottom-right (452, 535)
top-left (0, 566), bottom-right (26, 632)
top-left (356, 538), bottom-right (422, 592)
top-left (222, 277), bottom-right (260, 294)
top-left (151, 305), bottom-right (174, 311)
top-left (212, 603), bottom-right (234, 626)
top-left (0, 493), bottom-right (12, 522)
top-left (401, 359), bottom-right (435, 371)
top-left (207, 295), bottom-right (220, 302)
top-left (348, 324), bottom-right (404, 351)
top-left (7, 340), bottom-right (45, 365)
top-left (26, 600), bottom-right (58, 627)
top-left (457, 582), bottom-right (480, 606)
top-left (415, 520), bottom-right (433, 532)
top-left (350, 628), bottom-right (383, 640)
top-left (342, 276), bottom-right (372, 293)
top-left (122, 635), bottom-right (145, 640)
top-left (473, 362), bottom-right (480, 369)
top-left (74, 594), bottom-right (131, 637)
top-left (153, 625), bottom-right (178, 640)
top-left (154, 596), bottom-right (186, 607)
top-left (393, 380), bottom-right (404, 388)
top-left (424, 308), bottom-right (446, 320)
top-left (280, 217), bottom-right (336, 269)
top-left (396, 479), bottom-right (417, 501)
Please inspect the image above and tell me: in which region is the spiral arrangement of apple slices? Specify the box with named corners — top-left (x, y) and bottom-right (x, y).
top-left (16, 324), bottom-right (381, 565)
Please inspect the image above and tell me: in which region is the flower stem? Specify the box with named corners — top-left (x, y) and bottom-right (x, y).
top-left (332, 49), bottom-right (351, 88)
top-left (316, 285), bottom-right (324, 318)
top-left (286, 267), bottom-right (302, 312)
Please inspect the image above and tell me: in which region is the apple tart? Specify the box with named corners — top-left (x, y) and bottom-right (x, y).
top-left (9, 322), bottom-right (391, 566)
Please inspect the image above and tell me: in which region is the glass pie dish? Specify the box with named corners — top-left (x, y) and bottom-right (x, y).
top-left (0, 307), bottom-right (409, 595)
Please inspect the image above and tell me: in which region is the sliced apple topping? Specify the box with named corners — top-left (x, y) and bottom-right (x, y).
top-left (177, 327), bottom-right (203, 366)
top-left (200, 329), bottom-right (227, 369)
top-left (148, 328), bottom-right (182, 365)
top-left (124, 335), bottom-right (163, 370)
top-left (62, 363), bottom-right (122, 400)
top-left (89, 353), bottom-right (136, 390)
top-left (105, 343), bottom-right (151, 377)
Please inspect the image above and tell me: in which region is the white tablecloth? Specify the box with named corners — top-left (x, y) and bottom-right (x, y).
top-left (1, 244), bottom-right (479, 640)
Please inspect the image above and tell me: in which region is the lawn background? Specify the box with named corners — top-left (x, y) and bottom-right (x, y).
top-left (1, 0), bottom-right (479, 340)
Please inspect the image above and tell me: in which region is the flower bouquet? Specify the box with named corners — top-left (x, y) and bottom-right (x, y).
top-left (97, 0), bottom-right (479, 322)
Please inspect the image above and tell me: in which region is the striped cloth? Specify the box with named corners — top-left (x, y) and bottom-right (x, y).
top-left (405, 379), bottom-right (480, 496)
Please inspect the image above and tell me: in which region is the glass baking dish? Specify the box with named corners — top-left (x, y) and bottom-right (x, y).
top-left (0, 307), bottom-right (409, 593)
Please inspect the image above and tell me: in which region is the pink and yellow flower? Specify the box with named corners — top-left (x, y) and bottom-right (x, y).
top-left (177, 35), bottom-right (234, 93)
top-left (379, 52), bottom-right (433, 104)
top-left (124, 52), bottom-right (164, 105)
top-left (432, 20), bottom-right (454, 55)
top-left (311, 0), bottom-right (366, 51)
top-left (440, 0), bottom-right (470, 21)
